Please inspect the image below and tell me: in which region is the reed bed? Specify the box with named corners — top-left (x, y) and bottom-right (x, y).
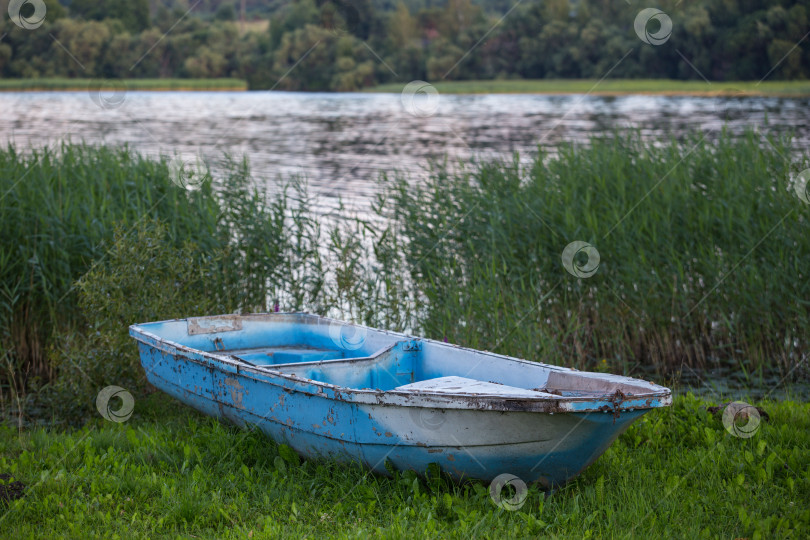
top-left (0, 144), bottom-right (223, 399)
top-left (1, 132), bottom-right (807, 420)
top-left (380, 131), bottom-right (809, 376)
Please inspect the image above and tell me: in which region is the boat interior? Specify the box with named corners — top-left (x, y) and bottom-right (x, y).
top-left (132, 314), bottom-right (667, 399)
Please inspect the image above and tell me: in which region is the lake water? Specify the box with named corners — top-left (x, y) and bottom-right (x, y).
top-left (2, 91), bottom-right (809, 216)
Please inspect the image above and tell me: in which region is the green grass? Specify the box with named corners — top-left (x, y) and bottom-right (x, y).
top-left (0, 78), bottom-right (247, 92)
top-left (367, 79), bottom-right (810, 96)
top-left (0, 393), bottom-right (807, 538)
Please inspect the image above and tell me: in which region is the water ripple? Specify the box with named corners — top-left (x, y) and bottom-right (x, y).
top-left (2, 91), bottom-right (807, 216)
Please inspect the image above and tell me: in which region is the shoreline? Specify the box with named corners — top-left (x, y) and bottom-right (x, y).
top-left (0, 79), bottom-right (810, 98)
top-left (0, 88), bottom-right (248, 92)
top-left (1, 78), bottom-right (809, 96)
top-left (0, 78), bottom-right (248, 92)
top-left (365, 79), bottom-right (810, 97)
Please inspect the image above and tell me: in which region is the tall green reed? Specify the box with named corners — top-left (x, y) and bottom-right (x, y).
top-left (379, 131), bottom-right (809, 374)
top-left (0, 145), bottom-right (403, 420)
top-left (3, 132), bottom-right (807, 422)
top-left (0, 144), bottom-right (220, 393)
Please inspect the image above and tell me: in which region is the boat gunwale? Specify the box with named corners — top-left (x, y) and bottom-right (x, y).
top-left (129, 313), bottom-right (672, 412)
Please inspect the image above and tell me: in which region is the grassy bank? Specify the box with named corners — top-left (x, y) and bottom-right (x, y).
top-left (0, 78), bottom-right (247, 92)
top-left (367, 79), bottom-right (810, 96)
top-left (0, 393), bottom-right (807, 538)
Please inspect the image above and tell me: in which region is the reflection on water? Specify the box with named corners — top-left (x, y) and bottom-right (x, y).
top-left (1, 91), bottom-right (808, 215)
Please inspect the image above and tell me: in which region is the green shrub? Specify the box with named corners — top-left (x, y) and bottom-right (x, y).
top-left (0, 147), bottom-right (407, 421)
top-left (38, 220), bottom-right (230, 420)
top-left (0, 143), bottom-right (221, 398)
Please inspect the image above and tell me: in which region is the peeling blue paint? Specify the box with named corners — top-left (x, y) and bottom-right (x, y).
top-left (130, 313), bottom-right (671, 486)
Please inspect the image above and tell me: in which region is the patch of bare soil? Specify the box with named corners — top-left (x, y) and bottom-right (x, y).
top-left (0, 473), bottom-right (25, 504)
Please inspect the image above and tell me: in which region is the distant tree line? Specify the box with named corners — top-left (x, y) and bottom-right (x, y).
top-left (0, 0), bottom-right (807, 90)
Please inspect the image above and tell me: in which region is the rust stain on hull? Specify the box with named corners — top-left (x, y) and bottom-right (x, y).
top-left (223, 377), bottom-right (246, 408)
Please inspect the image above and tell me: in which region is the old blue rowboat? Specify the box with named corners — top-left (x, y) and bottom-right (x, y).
top-left (129, 313), bottom-right (671, 486)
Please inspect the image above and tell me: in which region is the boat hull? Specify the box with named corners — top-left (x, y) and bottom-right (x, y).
top-left (137, 339), bottom-right (651, 485)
